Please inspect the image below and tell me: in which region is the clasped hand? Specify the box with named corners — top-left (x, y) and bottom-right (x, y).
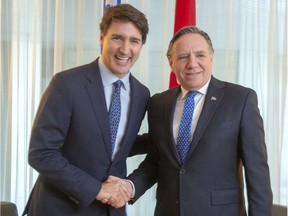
top-left (96, 176), bottom-right (133, 208)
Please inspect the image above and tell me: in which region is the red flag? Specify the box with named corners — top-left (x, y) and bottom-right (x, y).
top-left (169, 0), bottom-right (196, 89)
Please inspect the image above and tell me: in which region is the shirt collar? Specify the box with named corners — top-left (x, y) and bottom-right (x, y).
top-left (99, 57), bottom-right (130, 90)
top-left (180, 78), bottom-right (211, 100)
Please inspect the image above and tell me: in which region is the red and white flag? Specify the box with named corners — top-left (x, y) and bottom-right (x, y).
top-left (169, 0), bottom-right (196, 89)
top-left (104, 0), bottom-right (121, 10)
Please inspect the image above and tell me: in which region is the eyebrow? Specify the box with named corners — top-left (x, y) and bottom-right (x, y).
top-left (111, 34), bottom-right (141, 41)
top-left (195, 50), bottom-right (207, 54)
top-left (176, 50), bottom-right (206, 56)
top-left (130, 37), bottom-right (142, 42)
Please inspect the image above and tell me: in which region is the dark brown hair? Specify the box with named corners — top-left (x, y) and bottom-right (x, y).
top-left (100, 4), bottom-right (149, 44)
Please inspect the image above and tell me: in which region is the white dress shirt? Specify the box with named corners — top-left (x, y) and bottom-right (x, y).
top-left (173, 79), bottom-right (211, 144)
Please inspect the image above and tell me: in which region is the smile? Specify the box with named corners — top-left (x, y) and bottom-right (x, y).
top-left (186, 71), bottom-right (202, 76)
top-left (116, 56), bottom-right (130, 62)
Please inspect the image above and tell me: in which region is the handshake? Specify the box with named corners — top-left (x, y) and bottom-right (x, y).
top-left (96, 176), bottom-right (134, 208)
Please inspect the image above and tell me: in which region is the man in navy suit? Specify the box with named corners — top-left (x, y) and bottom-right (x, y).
top-left (109, 26), bottom-right (273, 215)
top-left (22, 4), bottom-right (149, 216)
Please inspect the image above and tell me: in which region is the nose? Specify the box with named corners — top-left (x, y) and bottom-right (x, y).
top-left (187, 55), bottom-right (198, 68)
top-left (119, 40), bottom-right (130, 54)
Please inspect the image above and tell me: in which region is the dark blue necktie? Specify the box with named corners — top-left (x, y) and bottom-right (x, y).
top-left (109, 80), bottom-right (122, 155)
top-left (177, 91), bottom-right (197, 164)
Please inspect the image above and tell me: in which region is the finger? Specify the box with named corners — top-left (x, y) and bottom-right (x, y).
top-left (117, 180), bottom-right (132, 201)
top-left (104, 178), bottom-right (130, 201)
top-left (110, 197), bottom-right (125, 209)
top-left (107, 195), bottom-right (123, 208)
top-left (107, 175), bottom-right (120, 182)
top-left (101, 198), bottom-right (108, 204)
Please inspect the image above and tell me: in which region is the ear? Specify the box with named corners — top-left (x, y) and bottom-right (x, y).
top-left (209, 52), bottom-right (214, 64)
top-left (167, 56), bottom-right (174, 71)
top-left (100, 33), bottom-right (104, 47)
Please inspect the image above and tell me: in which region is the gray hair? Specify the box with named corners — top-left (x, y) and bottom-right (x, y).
top-left (166, 26), bottom-right (214, 56)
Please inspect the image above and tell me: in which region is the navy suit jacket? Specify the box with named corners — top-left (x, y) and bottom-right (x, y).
top-left (128, 76), bottom-right (272, 216)
top-left (23, 58), bottom-right (150, 216)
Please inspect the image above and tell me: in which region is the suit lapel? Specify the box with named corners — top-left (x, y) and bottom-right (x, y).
top-left (186, 77), bottom-right (225, 161)
top-left (85, 59), bottom-right (112, 160)
top-left (165, 87), bottom-right (182, 164)
top-left (113, 75), bottom-right (139, 160)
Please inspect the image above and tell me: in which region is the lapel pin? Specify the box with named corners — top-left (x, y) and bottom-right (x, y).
top-left (211, 96), bottom-right (217, 101)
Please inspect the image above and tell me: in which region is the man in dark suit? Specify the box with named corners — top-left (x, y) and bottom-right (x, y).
top-left (22, 4), bottom-right (150, 216)
top-left (109, 26), bottom-right (273, 215)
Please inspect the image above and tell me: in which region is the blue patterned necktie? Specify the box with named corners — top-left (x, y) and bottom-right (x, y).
top-left (109, 80), bottom-right (123, 155)
top-left (177, 91), bottom-right (198, 164)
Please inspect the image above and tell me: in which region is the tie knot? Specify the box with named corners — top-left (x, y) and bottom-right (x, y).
top-left (186, 91), bottom-right (197, 99)
top-left (113, 80), bottom-right (123, 89)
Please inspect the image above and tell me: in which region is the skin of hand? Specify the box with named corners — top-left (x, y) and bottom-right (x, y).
top-left (105, 175), bottom-right (133, 208)
top-left (96, 180), bottom-right (124, 207)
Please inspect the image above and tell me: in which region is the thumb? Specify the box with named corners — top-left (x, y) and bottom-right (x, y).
top-left (106, 175), bottom-right (119, 182)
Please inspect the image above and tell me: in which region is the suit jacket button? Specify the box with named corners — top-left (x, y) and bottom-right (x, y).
top-left (175, 199), bottom-right (179, 205)
top-left (180, 169), bottom-right (185, 174)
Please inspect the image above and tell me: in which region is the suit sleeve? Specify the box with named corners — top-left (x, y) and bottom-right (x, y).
top-left (127, 106), bottom-right (159, 202)
top-left (129, 133), bottom-right (150, 156)
top-left (28, 73), bottom-right (101, 208)
top-left (128, 141), bottom-right (158, 202)
top-left (240, 89), bottom-right (273, 215)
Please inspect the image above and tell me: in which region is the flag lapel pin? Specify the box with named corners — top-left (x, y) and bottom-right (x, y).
top-left (211, 96), bottom-right (217, 101)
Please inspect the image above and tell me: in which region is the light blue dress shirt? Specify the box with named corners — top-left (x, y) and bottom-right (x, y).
top-left (99, 57), bottom-right (131, 159)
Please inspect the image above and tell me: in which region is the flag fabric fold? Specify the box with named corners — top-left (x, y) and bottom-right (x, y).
top-left (169, 0), bottom-right (196, 89)
top-left (104, 0), bottom-right (121, 10)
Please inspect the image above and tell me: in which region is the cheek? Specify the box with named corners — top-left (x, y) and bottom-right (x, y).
top-left (174, 64), bottom-right (185, 75)
top-left (174, 70), bottom-right (184, 81)
top-left (200, 61), bottom-right (210, 70)
top-left (132, 46), bottom-right (143, 56)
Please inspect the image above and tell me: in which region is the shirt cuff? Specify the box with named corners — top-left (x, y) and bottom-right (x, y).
top-left (125, 179), bottom-right (135, 198)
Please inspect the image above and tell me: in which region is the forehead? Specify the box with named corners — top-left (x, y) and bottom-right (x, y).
top-left (172, 33), bottom-right (209, 53)
top-left (105, 20), bottom-right (141, 36)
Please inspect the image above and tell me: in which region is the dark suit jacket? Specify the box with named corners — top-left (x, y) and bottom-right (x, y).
top-left (23, 58), bottom-right (150, 216)
top-left (128, 76), bottom-right (272, 216)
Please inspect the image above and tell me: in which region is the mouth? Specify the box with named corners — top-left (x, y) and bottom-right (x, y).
top-left (186, 71), bottom-right (202, 76)
top-left (115, 55), bottom-right (130, 63)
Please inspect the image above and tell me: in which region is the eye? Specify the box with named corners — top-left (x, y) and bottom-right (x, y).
top-left (195, 51), bottom-right (207, 58)
top-left (112, 35), bottom-right (121, 41)
top-left (177, 55), bottom-right (188, 61)
top-left (131, 38), bottom-right (141, 45)
top-left (196, 54), bottom-right (205, 58)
